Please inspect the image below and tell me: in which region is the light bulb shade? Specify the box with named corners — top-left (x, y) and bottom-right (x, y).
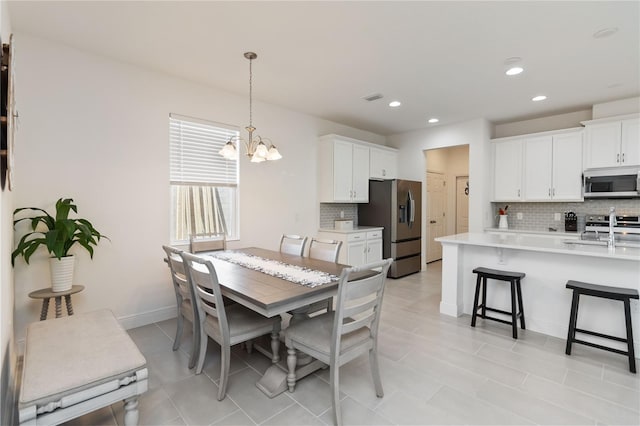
top-left (250, 152), bottom-right (266, 163)
top-left (254, 141), bottom-right (268, 158)
top-left (219, 141), bottom-right (238, 160)
top-left (266, 145), bottom-right (282, 161)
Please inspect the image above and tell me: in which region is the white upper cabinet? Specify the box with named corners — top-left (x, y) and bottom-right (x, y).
top-left (318, 135), bottom-right (370, 203)
top-left (493, 128), bottom-right (583, 202)
top-left (583, 115), bottom-right (640, 168)
top-left (370, 147), bottom-right (398, 179)
top-left (492, 139), bottom-right (523, 201)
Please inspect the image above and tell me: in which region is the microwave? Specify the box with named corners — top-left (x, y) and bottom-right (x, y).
top-left (583, 166), bottom-right (640, 199)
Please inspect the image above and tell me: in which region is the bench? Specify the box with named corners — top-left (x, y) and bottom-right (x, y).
top-left (19, 309), bottom-right (148, 425)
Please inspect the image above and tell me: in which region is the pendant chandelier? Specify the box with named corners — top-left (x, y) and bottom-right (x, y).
top-left (219, 52), bottom-right (282, 163)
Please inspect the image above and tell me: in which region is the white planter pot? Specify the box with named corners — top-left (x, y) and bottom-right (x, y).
top-left (50, 256), bottom-right (75, 292)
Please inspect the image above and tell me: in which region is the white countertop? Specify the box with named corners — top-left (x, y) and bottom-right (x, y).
top-left (436, 232), bottom-right (640, 261)
top-left (318, 226), bottom-right (383, 234)
top-left (485, 227), bottom-right (581, 237)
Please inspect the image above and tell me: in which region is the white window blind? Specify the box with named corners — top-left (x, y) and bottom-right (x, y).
top-left (169, 114), bottom-right (239, 242)
top-left (170, 114), bottom-right (238, 186)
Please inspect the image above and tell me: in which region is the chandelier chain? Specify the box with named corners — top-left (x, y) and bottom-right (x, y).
top-left (248, 56), bottom-right (253, 129)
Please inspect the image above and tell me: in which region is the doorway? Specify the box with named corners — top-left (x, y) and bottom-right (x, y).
top-left (426, 171), bottom-right (446, 263)
top-left (456, 176), bottom-right (469, 234)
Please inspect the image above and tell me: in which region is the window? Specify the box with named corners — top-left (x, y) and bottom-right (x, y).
top-left (169, 114), bottom-right (239, 242)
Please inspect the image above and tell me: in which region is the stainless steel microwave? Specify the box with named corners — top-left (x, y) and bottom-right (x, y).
top-left (583, 166), bottom-right (640, 199)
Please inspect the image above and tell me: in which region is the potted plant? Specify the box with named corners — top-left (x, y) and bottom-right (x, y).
top-left (12, 198), bottom-right (108, 292)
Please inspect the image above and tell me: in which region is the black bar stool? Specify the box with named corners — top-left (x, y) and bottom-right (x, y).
top-left (471, 267), bottom-right (526, 339)
top-left (565, 280), bottom-right (638, 374)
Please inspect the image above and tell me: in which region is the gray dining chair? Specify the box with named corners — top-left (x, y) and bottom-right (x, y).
top-left (162, 245), bottom-right (199, 369)
top-left (180, 252), bottom-right (282, 401)
top-left (190, 232), bottom-right (226, 253)
top-left (284, 258), bottom-right (393, 426)
top-left (308, 238), bottom-right (342, 263)
top-left (279, 234), bottom-right (308, 256)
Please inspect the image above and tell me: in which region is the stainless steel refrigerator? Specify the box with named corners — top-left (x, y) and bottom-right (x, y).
top-left (358, 179), bottom-right (422, 278)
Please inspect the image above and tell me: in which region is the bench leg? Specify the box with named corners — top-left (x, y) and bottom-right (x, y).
top-left (516, 279), bottom-right (526, 329)
top-left (565, 292), bottom-right (580, 355)
top-left (624, 298), bottom-right (636, 374)
top-left (471, 274), bottom-right (482, 327)
top-left (481, 277), bottom-right (487, 318)
top-left (123, 397), bottom-right (139, 426)
top-left (510, 280), bottom-right (518, 339)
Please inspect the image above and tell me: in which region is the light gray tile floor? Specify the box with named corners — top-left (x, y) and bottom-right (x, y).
top-left (67, 261), bottom-right (639, 425)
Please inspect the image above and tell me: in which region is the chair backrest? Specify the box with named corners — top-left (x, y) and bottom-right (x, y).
top-left (162, 245), bottom-right (191, 303)
top-left (190, 232), bottom-right (226, 253)
top-left (279, 234), bottom-right (308, 256)
top-left (331, 258), bottom-right (393, 360)
top-left (308, 238), bottom-right (342, 263)
top-left (180, 252), bottom-right (230, 341)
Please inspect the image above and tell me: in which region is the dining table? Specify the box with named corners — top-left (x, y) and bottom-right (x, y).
top-left (198, 246), bottom-right (374, 397)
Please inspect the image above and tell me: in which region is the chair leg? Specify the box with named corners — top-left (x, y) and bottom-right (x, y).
top-left (271, 330), bottom-right (280, 364)
top-left (286, 347), bottom-right (298, 392)
top-left (330, 360), bottom-right (342, 426)
top-left (217, 343), bottom-right (231, 401)
top-left (188, 320), bottom-right (199, 369)
top-left (173, 312), bottom-right (184, 351)
top-left (516, 279), bottom-right (526, 329)
top-left (624, 298), bottom-right (636, 374)
top-left (471, 274), bottom-right (482, 327)
top-left (195, 329), bottom-right (208, 375)
top-left (510, 280), bottom-right (518, 339)
top-left (565, 292), bottom-right (580, 356)
top-left (369, 348), bottom-right (384, 398)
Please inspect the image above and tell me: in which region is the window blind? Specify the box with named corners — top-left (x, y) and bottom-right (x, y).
top-left (169, 114), bottom-right (238, 186)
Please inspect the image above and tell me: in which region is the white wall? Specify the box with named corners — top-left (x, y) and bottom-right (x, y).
top-left (493, 109), bottom-right (591, 138)
top-left (388, 119), bottom-right (492, 268)
top-left (0, 0), bottom-right (15, 423)
top-left (11, 33), bottom-right (385, 341)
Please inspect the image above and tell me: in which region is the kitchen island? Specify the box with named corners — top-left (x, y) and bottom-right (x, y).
top-left (436, 232), bottom-right (640, 353)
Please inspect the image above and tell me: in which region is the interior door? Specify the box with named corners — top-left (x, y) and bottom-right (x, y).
top-left (427, 172), bottom-right (446, 263)
top-left (456, 176), bottom-right (469, 234)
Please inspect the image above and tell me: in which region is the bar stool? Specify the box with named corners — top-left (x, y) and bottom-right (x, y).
top-left (565, 280), bottom-right (638, 373)
top-left (470, 267), bottom-right (526, 339)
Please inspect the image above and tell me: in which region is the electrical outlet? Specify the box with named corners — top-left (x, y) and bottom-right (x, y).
top-left (517, 212), bottom-right (523, 220)
top-left (554, 213), bottom-right (561, 221)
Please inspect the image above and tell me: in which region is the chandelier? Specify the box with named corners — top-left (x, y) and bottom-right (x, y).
top-left (219, 52), bottom-right (282, 163)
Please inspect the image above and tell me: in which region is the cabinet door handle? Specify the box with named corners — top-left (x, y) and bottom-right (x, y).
top-left (617, 153), bottom-right (620, 163)
top-left (548, 188), bottom-right (551, 197)
top-left (518, 189), bottom-right (521, 197)
top-left (430, 220), bottom-right (437, 224)
top-left (622, 153), bottom-right (625, 163)
top-left (553, 188), bottom-right (555, 196)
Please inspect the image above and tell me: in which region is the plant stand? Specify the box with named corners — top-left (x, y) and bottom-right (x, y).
top-left (28, 285), bottom-right (85, 320)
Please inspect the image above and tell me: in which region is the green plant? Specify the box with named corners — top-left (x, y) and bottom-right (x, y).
top-left (12, 198), bottom-right (108, 265)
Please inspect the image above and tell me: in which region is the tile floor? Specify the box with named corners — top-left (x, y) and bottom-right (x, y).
top-left (65, 261), bottom-right (639, 425)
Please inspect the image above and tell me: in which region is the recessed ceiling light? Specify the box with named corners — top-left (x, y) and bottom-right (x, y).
top-left (505, 66), bottom-right (524, 76)
top-left (389, 101), bottom-right (401, 108)
top-left (428, 118), bottom-right (439, 124)
top-left (593, 27), bottom-right (618, 39)
top-left (532, 95), bottom-right (547, 102)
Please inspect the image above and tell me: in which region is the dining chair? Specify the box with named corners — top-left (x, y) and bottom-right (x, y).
top-left (162, 245), bottom-right (199, 369)
top-left (284, 258), bottom-right (393, 426)
top-left (279, 234), bottom-right (308, 256)
top-left (190, 232), bottom-right (226, 253)
top-left (308, 238), bottom-right (342, 263)
top-left (180, 252), bottom-right (282, 401)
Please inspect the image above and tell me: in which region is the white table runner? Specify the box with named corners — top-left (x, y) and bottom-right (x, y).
top-left (208, 252), bottom-right (338, 288)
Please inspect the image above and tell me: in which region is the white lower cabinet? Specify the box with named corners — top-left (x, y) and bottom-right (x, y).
top-left (317, 229), bottom-right (383, 267)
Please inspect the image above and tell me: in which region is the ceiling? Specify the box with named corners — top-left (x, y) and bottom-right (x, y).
top-left (7, 1), bottom-right (640, 136)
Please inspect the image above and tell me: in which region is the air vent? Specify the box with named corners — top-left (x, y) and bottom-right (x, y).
top-left (362, 93), bottom-right (383, 102)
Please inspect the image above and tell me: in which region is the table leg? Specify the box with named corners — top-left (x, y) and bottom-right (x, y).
top-left (55, 297), bottom-right (62, 318)
top-left (65, 295), bottom-right (74, 316)
top-left (40, 298), bottom-right (50, 321)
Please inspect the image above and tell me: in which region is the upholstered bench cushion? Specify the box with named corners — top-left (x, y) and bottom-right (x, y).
top-left (19, 309), bottom-right (147, 408)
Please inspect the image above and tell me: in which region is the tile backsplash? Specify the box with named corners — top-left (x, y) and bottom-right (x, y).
top-left (319, 203), bottom-right (358, 229)
top-left (492, 199), bottom-right (640, 232)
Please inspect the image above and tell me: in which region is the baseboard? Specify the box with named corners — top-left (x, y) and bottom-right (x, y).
top-left (117, 305), bottom-right (177, 330)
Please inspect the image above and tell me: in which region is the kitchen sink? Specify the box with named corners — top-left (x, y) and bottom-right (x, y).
top-left (563, 240), bottom-right (640, 249)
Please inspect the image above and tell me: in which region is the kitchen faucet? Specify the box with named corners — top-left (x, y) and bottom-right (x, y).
top-left (608, 207), bottom-right (616, 248)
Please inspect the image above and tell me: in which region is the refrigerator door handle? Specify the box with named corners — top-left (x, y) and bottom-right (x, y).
top-left (408, 190), bottom-right (415, 226)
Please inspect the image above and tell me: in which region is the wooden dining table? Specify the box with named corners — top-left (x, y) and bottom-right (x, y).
top-left (202, 247), bottom-right (371, 318)
top-left (199, 246), bottom-right (374, 397)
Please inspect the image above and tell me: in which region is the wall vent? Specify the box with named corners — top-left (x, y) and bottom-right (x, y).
top-left (362, 93), bottom-right (384, 102)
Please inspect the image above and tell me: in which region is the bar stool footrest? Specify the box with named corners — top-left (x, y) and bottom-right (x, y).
top-left (575, 328), bottom-right (628, 343)
top-left (572, 338), bottom-right (630, 356)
